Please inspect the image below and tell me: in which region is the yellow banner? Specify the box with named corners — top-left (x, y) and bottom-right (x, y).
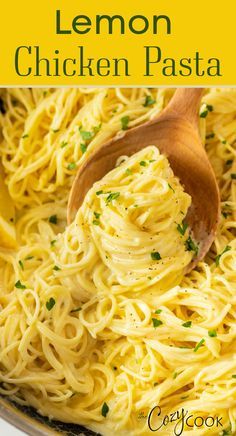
top-left (1, 0), bottom-right (235, 85)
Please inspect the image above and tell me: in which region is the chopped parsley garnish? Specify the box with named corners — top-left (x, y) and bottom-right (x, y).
top-left (173, 372), bottom-right (178, 379)
top-left (168, 183), bottom-right (175, 192)
top-left (155, 309), bottom-right (162, 314)
top-left (182, 321), bottom-right (192, 328)
top-left (208, 329), bottom-right (217, 337)
top-left (215, 245), bottom-right (231, 266)
top-left (101, 402), bottom-right (109, 417)
top-left (232, 375), bottom-right (236, 379)
top-left (15, 280), bottom-right (26, 290)
top-left (79, 128), bottom-right (93, 141)
top-left (222, 211), bottom-right (231, 219)
top-left (193, 338), bottom-right (205, 352)
top-left (22, 134), bottom-right (29, 139)
top-left (51, 240), bottom-right (57, 246)
top-left (67, 162), bottom-right (76, 170)
top-left (222, 139), bottom-right (227, 144)
top-left (61, 141), bottom-right (68, 148)
top-left (94, 212), bottom-right (101, 219)
top-left (25, 255), bottom-right (34, 260)
top-left (231, 173), bottom-right (236, 180)
top-left (53, 265), bottom-right (61, 271)
top-left (151, 252), bottom-right (161, 261)
top-left (46, 297), bottom-right (56, 311)
top-left (139, 161), bottom-right (147, 167)
top-left (125, 168), bottom-right (132, 175)
top-left (80, 143), bottom-right (87, 154)
top-left (106, 192), bottom-right (120, 204)
top-left (49, 215), bottom-right (57, 224)
top-left (152, 318), bottom-right (163, 328)
top-left (222, 425), bottom-right (233, 435)
top-left (121, 116), bottom-right (130, 130)
top-left (52, 129), bottom-right (60, 133)
top-left (143, 95), bottom-right (156, 107)
top-left (93, 123), bottom-right (102, 134)
top-left (96, 190), bottom-right (103, 196)
top-left (71, 307), bottom-right (82, 313)
top-left (200, 105), bottom-right (213, 118)
top-left (18, 260), bottom-right (24, 270)
top-left (177, 222), bottom-right (188, 236)
top-left (185, 236), bottom-right (198, 255)
top-left (93, 220), bottom-right (100, 225)
top-left (206, 133), bottom-right (215, 139)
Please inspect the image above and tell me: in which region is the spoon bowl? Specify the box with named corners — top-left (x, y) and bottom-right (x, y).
top-left (68, 88), bottom-right (220, 271)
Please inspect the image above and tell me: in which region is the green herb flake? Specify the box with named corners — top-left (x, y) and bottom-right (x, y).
top-left (208, 329), bottom-right (217, 337)
top-left (231, 173), bottom-right (236, 180)
top-left (206, 133), bottom-right (215, 139)
top-left (143, 95), bottom-right (156, 107)
top-left (222, 140), bottom-right (227, 144)
top-left (139, 160), bottom-right (147, 167)
top-left (194, 338), bottom-right (205, 352)
top-left (46, 297), bottom-right (56, 311)
top-left (215, 245), bottom-right (231, 266)
top-left (71, 307), bottom-right (82, 313)
top-left (155, 309), bottom-right (162, 314)
top-left (182, 321), bottom-right (192, 328)
top-left (151, 252), bottom-right (162, 261)
top-left (222, 211), bottom-right (230, 219)
top-left (80, 143), bottom-right (87, 154)
top-left (94, 212), bottom-right (101, 219)
top-left (52, 129), bottom-right (60, 133)
top-left (207, 104), bottom-right (213, 112)
top-left (121, 116), bottom-right (130, 131)
top-left (93, 123), bottom-right (102, 134)
top-left (49, 215), bottom-right (57, 224)
top-left (79, 128), bottom-right (93, 141)
top-left (125, 168), bottom-right (132, 175)
top-left (93, 220), bottom-right (100, 226)
top-left (168, 183), bottom-right (175, 192)
top-left (152, 318), bottom-right (163, 328)
top-left (22, 134), bottom-right (29, 139)
top-left (101, 402), bottom-right (109, 418)
top-left (15, 280), bottom-right (26, 290)
top-left (222, 425), bottom-right (232, 435)
top-left (106, 192), bottom-right (120, 204)
top-left (200, 109), bottom-right (208, 118)
top-left (51, 240), bottom-right (57, 247)
top-left (61, 141), bottom-right (68, 148)
top-left (18, 260), bottom-right (24, 270)
top-left (96, 190), bottom-right (103, 196)
top-left (25, 255), bottom-right (34, 260)
top-left (177, 222), bottom-right (188, 236)
top-left (173, 372), bottom-right (178, 379)
top-left (185, 236), bottom-right (199, 255)
top-left (67, 162), bottom-right (76, 170)
top-left (53, 265), bottom-right (61, 271)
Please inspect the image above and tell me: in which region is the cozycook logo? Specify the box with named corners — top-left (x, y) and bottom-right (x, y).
top-left (147, 406), bottom-right (223, 435)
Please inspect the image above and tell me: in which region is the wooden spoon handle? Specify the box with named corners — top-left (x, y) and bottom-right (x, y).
top-left (164, 88), bottom-right (204, 129)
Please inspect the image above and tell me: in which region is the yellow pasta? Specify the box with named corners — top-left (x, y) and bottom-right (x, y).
top-left (0, 88), bottom-right (236, 436)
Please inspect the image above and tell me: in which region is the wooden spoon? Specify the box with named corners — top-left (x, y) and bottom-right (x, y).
top-left (68, 88), bottom-right (220, 271)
